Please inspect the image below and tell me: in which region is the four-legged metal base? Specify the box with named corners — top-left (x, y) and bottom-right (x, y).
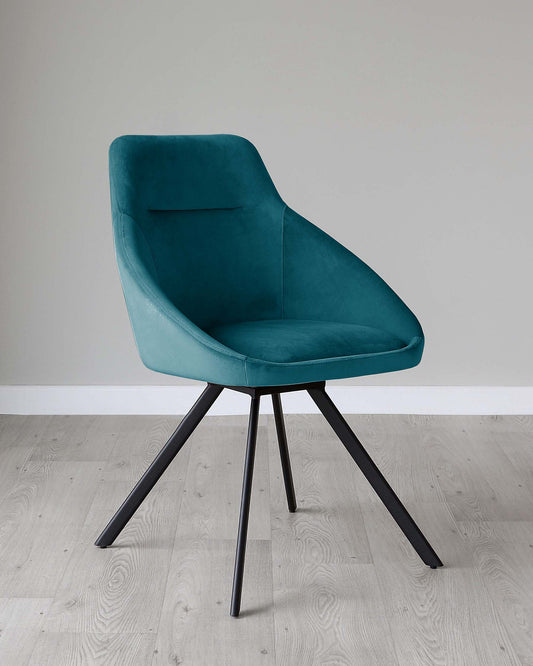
top-left (95, 381), bottom-right (442, 616)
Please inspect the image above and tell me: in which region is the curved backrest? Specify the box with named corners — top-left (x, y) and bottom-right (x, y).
top-left (110, 135), bottom-right (285, 329)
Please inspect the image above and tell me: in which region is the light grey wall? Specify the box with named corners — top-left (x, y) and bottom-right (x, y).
top-left (1, 1), bottom-right (532, 386)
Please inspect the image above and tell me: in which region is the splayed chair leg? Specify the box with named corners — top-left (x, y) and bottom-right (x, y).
top-left (95, 384), bottom-right (223, 548)
top-left (272, 393), bottom-right (297, 513)
top-left (231, 395), bottom-right (261, 617)
top-left (308, 386), bottom-right (443, 569)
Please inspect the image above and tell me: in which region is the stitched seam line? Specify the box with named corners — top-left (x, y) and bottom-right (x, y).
top-left (243, 358), bottom-right (249, 384)
top-left (148, 206), bottom-right (242, 213)
top-left (242, 336), bottom-right (421, 368)
top-left (131, 216), bottom-right (161, 283)
top-left (280, 204), bottom-right (287, 319)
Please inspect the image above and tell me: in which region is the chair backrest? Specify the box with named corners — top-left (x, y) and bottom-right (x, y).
top-left (110, 135), bottom-right (285, 329)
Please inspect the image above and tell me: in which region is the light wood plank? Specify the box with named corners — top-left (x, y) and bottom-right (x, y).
top-left (0, 416), bottom-right (50, 504)
top-left (461, 520), bottom-right (533, 665)
top-left (0, 445), bottom-right (35, 506)
top-left (45, 472), bottom-right (189, 634)
top-left (0, 598), bottom-right (52, 666)
top-left (28, 632), bottom-right (155, 666)
top-left (177, 417), bottom-right (271, 540)
top-left (102, 415), bottom-right (181, 484)
top-left (153, 538), bottom-right (275, 666)
top-left (489, 430), bottom-right (533, 496)
top-left (0, 460), bottom-right (102, 597)
top-left (415, 427), bottom-right (533, 522)
top-left (453, 427), bottom-right (533, 520)
top-left (29, 415), bottom-right (124, 462)
top-left (344, 414), bottom-right (446, 505)
top-left (0, 413), bottom-right (531, 665)
top-left (478, 415), bottom-right (533, 433)
top-left (269, 413), bottom-right (372, 565)
top-left (362, 502), bottom-right (520, 665)
top-left (269, 415), bottom-right (396, 664)
top-left (0, 415), bottom-right (51, 448)
top-left (272, 560), bottom-right (398, 665)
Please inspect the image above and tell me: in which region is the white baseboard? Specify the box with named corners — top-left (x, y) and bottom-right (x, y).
top-left (0, 385), bottom-right (532, 415)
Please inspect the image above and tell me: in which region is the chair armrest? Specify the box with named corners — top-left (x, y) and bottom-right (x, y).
top-left (282, 207), bottom-right (424, 344)
top-left (113, 212), bottom-right (248, 384)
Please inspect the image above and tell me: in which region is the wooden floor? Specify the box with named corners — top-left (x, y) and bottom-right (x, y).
top-left (0, 412), bottom-right (532, 665)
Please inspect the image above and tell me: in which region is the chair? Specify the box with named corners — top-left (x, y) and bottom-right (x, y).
top-left (97, 134), bottom-right (442, 617)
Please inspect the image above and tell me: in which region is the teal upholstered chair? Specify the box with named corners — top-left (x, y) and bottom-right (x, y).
top-left (96, 135), bottom-right (442, 616)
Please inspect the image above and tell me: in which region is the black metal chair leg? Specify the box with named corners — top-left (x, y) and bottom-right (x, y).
top-left (272, 393), bottom-right (297, 513)
top-left (230, 395), bottom-right (261, 617)
top-left (308, 387), bottom-right (443, 569)
top-left (95, 383), bottom-right (223, 548)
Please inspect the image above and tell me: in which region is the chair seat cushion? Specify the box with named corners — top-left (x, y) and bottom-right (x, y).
top-left (207, 319), bottom-right (406, 364)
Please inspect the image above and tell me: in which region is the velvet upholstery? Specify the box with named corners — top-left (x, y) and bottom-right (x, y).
top-left (208, 320), bottom-right (406, 364)
top-left (110, 134), bottom-right (424, 387)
